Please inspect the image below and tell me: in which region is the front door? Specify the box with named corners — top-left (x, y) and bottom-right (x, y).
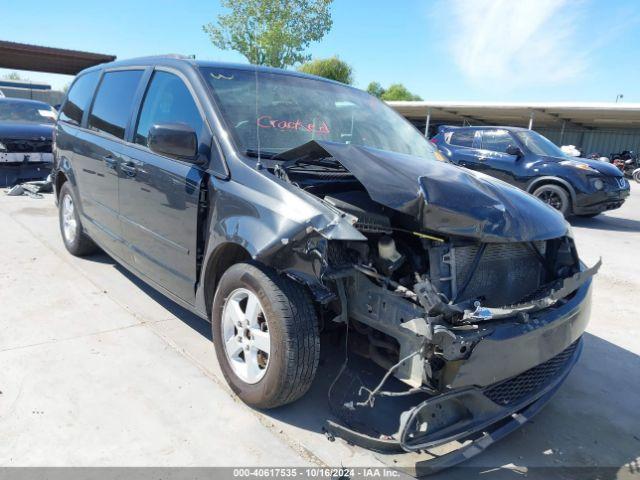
top-left (119, 69), bottom-right (209, 303)
top-left (477, 129), bottom-right (521, 185)
top-left (74, 69), bottom-right (145, 257)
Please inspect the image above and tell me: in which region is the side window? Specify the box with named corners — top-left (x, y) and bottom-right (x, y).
top-left (88, 70), bottom-right (144, 140)
top-left (134, 71), bottom-right (203, 148)
top-left (59, 71), bottom-right (100, 125)
top-left (447, 129), bottom-right (476, 148)
top-left (481, 129), bottom-right (513, 153)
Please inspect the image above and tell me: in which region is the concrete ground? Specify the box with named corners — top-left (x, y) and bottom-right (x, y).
top-left (1, 186), bottom-right (639, 479)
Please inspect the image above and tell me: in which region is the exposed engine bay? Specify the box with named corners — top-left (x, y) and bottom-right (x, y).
top-left (262, 140), bottom-right (599, 455)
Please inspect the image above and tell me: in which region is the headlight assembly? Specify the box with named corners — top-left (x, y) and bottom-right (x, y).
top-left (592, 178), bottom-right (604, 190)
top-left (0, 141), bottom-right (6, 152)
top-left (560, 160), bottom-right (598, 172)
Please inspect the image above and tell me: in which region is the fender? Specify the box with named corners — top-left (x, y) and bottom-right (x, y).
top-left (52, 154), bottom-right (79, 204)
top-left (526, 176), bottom-right (577, 205)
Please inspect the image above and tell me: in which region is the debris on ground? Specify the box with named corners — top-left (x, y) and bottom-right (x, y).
top-left (5, 177), bottom-right (52, 199)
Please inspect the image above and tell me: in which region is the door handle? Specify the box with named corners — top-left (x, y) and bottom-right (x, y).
top-left (120, 162), bottom-right (137, 177)
top-left (478, 156), bottom-right (488, 161)
top-left (103, 154), bottom-right (118, 170)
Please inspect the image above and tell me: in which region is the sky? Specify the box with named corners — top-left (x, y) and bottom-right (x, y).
top-left (1, 0), bottom-right (639, 102)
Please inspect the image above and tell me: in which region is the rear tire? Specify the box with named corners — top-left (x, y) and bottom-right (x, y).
top-left (58, 182), bottom-right (98, 256)
top-left (212, 262), bottom-right (320, 409)
top-left (633, 169), bottom-right (640, 184)
top-left (533, 184), bottom-right (571, 217)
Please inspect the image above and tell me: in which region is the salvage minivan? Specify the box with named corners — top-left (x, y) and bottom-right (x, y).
top-left (53, 56), bottom-right (598, 467)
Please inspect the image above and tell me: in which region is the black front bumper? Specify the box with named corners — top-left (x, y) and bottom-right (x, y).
top-left (326, 273), bottom-right (593, 473)
top-left (573, 187), bottom-right (630, 214)
top-left (326, 338), bottom-right (583, 474)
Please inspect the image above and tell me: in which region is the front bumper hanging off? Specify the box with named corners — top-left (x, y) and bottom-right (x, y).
top-left (325, 339), bottom-right (583, 475)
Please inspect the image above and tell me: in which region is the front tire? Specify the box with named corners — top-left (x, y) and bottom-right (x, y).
top-left (533, 184), bottom-right (571, 217)
top-left (58, 182), bottom-right (98, 256)
top-left (212, 262), bottom-right (320, 409)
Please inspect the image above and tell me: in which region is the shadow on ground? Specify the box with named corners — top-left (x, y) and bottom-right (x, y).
top-left (85, 251), bottom-right (640, 479)
top-left (570, 213), bottom-right (640, 232)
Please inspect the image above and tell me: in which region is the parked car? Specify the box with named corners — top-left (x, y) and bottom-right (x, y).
top-left (432, 126), bottom-right (630, 217)
top-left (52, 56), bottom-right (597, 468)
top-left (0, 97), bottom-right (56, 186)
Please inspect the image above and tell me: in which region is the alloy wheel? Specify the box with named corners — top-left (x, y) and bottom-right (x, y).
top-left (61, 194), bottom-right (78, 244)
top-left (537, 189), bottom-right (564, 211)
top-left (221, 288), bottom-right (271, 384)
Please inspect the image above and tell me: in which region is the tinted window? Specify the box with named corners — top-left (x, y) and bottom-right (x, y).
top-left (514, 130), bottom-right (566, 157)
top-left (59, 71), bottom-right (100, 125)
top-left (447, 129), bottom-right (476, 148)
top-left (88, 70), bottom-right (144, 139)
top-left (481, 129), bottom-right (513, 153)
top-left (135, 71), bottom-right (203, 147)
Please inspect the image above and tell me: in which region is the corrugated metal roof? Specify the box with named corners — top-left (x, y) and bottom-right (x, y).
top-left (387, 100), bottom-right (640, 129)
top-left (0, 40), bottom-right (116, 75)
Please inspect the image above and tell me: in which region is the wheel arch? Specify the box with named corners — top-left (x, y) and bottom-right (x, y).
top-left (54, 155), bottom-right (79, 203)
top-left (202, 242), bottom-right (252, 318)
top-left (55, 170), bottom-right (68, 201)
top-left (527, 176), bottom-right (576, 206)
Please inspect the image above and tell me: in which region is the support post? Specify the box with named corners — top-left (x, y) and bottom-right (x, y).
top-left (559, 121), bottom-right (566, 144)
top-left (424, 107), bottom-right (431, 138)
top-left (528, 111), bottom-right (534, 130)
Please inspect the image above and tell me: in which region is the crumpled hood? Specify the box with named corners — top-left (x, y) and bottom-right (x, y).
top-left (278, 141), bottom-right (568, 242)
top-left (0, 122), bottom-right (53, 140)
top-left (541, 155), bottom-right (623, 177)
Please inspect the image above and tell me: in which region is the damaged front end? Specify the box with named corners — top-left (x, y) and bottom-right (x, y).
top-left (258, 140), bottom-right (597, 468)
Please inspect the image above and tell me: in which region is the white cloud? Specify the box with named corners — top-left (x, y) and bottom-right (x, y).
top-left (444, 0), bottom-right (589, 89)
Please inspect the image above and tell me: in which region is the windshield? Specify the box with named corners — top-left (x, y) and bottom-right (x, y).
top-left (514, 130), bottom-right (567, 158)
top-left (200, 67), bottom-right (436, 160)
top-left (0, 101), bottom-right (56, 124)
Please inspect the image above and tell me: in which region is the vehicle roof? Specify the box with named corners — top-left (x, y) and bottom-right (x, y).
top-left (439, 125), bottom-right (531, 132)
top-left (0, 97), bottom-right (51, 108)
top-left (79, 55), bottom-right (357, 89)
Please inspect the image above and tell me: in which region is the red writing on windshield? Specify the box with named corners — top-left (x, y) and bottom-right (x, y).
top-left (257, 115), bottom-right (330, 134)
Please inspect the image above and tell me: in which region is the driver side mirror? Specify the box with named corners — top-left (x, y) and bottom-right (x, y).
top-left (148, 123), bottom-right (198, 161)
top-left (506, 145), bottom-right (524, 158)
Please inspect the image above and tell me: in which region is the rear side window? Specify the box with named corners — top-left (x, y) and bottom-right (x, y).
top-left (59, 71), bottom-right (100, 125)
top-left (134, 71), bottom-right (203, 147)
top-left (481, 129), bottom-right (513, 153)
top-left (446, 129), bottom-right (476, 148)
top-left (88, 70), bottom-right (144, 140)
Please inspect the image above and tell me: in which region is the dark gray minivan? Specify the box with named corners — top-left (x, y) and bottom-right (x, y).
top-left (53, 56), bottom-right (597, 466)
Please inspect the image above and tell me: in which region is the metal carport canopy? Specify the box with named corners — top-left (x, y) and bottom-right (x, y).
top-left (0, 40), bottom-right (116, 75)
top-left (387, 101), bottom-right (640, 130)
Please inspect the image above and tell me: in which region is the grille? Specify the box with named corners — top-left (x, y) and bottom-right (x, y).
top-left (603, 176), bottom-right (626, 190)
top-left (3, 138), bottom-right (52, 153)
top-left (452, 241), bottom-right (545, 306)
top-left (484, 340), bottom-right (579, 407)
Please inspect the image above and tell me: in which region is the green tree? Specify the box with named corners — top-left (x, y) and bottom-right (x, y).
top-left (380, 83), bottom-right (422, 101)
top-left (298, 56), bottom-right (353, 84)
top-left (366, 81), bottom-right (385, 98)
top-left (203, 0), bottom-right (333, 68)
top-left (2, 71), bottom-right (26, 81)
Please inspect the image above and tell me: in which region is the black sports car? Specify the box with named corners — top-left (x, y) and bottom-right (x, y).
top-left (0, 97), bottom-right (56, 187)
